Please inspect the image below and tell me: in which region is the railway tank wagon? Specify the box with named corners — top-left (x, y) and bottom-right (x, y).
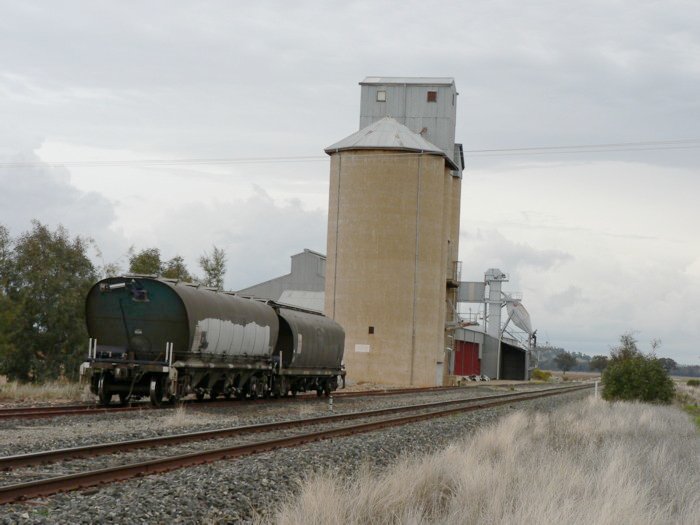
top-left (80, 276), bottom-right (345, 405)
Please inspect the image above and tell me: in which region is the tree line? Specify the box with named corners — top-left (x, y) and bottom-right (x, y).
top-left (0, 221), bottom-right (227, 382)
top-left (537, 339), bottom-right (699, 378)
top-left (546, 333), bottom-right (676, 403)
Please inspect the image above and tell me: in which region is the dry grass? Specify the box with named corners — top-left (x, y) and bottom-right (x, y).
top-left (269, 398), bottom-right (699, 525)
top-left (161, 404), bottom-right (233, 428)
top-left (0, 380), bottom-right (91, 403)
top-left (676, 381), bottom-right (700, 428)
top-left (546, 370), bottom-right (601, 381)
top-left (676, 381), bottom-right (700, 404)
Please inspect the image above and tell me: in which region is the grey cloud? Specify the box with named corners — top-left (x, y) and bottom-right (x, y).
top-left (1, 1), bottom-right (699, 364)
top-left (459, 229), bottom-right (573, 280)
top-left (2, 1), bottom-right (698, 166)
top-left (0, 150), bottom-right (126, 262)
top-left (545, 286), bottom-right (584, 312)
top-left (145, 186), bottom-right (327, 291)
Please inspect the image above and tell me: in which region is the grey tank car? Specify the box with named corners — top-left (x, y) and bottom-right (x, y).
top-left (80, 276), bottom-right (345, 405)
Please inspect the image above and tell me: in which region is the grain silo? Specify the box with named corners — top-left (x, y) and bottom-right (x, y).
top-left (324, 78), bottom-right (463, 386)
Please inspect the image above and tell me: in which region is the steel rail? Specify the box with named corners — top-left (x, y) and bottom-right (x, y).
top-left (0, 384), bottom-right (587, 470)
top-left (0, 384), bottom-right (479, 420)
top-left (0, 405), bottom-right (151, 420)
top-left (0, 405), bottom-right (91, 415)
top-left (0, 384), bottom-right (591, 504)
top-left (331, 385), bottom-right (465, 398)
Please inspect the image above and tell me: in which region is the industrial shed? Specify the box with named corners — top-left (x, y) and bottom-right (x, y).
top-left (452, 327), bottom-right (529, 380)
top-left (237, 249), bottom-right (326, 310)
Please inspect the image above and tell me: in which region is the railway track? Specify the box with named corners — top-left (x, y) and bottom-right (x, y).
top-left (0, 383), bottom-right (591, 504)
top-left (0, 384), bottom-right (470, 420)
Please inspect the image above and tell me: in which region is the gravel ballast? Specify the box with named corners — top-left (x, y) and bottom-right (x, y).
top-left (0, 383), bottom-right (557, 457)
top-left (1, 387), bottom-right (591, 524)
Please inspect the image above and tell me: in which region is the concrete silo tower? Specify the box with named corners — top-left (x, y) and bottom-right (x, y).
top-left (324, 77), bottom-right (463, 386)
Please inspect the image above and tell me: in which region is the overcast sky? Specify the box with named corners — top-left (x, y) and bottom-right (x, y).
top-left (1, 1), bottom-right (698, 364)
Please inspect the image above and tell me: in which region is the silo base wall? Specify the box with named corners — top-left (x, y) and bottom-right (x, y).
top-left (325, 151), bottom-right (454, 387)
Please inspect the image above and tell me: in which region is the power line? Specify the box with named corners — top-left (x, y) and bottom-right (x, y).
top-left (0, 155), bottom-right (328, 168)
top-left (0, 138), bottom-right (699, 168)
top-left (462, 138), bottom-right (700, 153)
top-left (466, 144), bottom-right (700, 158)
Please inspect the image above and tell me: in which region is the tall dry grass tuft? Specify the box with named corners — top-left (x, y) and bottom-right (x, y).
top-left (676, 381), bottom-right (700, 428)
top-left (676, 382), bottom-right (700, 405)
top-left (0, 381), bottom-right (85, 402)
top-left (162, 404), bottom-right (191, 427)
top-left (161, 405), bottom-right (235, 428)
top-left (270, 398), bottom-right (700, 525)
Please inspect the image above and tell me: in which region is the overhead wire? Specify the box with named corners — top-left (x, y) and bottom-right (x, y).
top-left (0, 138), bottom-right (699, 168)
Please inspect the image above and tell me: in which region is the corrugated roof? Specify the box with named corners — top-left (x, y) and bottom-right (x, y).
top-left (360, 76), bottom-right (455, 86)
top-left (324, 117), bottom-right (458, 170)
top-left (278, 290), bottom-right (324, 313)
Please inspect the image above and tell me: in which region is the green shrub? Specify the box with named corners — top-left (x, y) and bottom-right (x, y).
top-left (531, 369), bottom-right (552, 382)
top-left (602, 356), bottom-right (675, 403)
top-left (687, 379), bottom-right (700, 388)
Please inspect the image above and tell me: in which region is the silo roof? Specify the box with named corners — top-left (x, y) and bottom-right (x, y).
top-left (324, 117), bottom-right (458, 170)
top-left (360, 77), bottom-right (455, 86)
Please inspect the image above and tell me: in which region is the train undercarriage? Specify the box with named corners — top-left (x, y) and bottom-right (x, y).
top-left (81, 359), bottom-right (345, 406)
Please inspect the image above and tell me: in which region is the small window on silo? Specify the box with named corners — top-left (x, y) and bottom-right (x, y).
top-left (427, 91), bottom-right (437, 102)
top-left (376, 90), bottom-right (386, 102)
top-left (368, 326), bottom-right (375, 334)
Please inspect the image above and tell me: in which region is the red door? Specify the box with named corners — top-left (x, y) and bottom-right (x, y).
top-left (454, 341), bottom-right (480, 375)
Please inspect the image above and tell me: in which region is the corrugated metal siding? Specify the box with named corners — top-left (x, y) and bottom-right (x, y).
top-left (454, 340), bottom-right (480, 375)
top-left (237, 250), bottom-right (326, 301)
top-left (359, 80), bottom-right (457, 164)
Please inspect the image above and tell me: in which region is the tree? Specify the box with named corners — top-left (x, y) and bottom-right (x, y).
top-left (128, 248), bottom-right (193, 281)
top-left (128, 247), bottom-right (162, 275)
top-left (554, 351), bottom-right (577, 375)
top-left (199, 245), bottom-right (226, 289)
top-left (0, 226), bottom-right (18, 377)
top-left (0, 221), bottom-right (97, 381)
top-left (610, 332), bottom-right (641, 362)
top-left (102, 261), bottom-right (122, 278)
top-left (602, 355), bottom-right (675, 403)
top-left (161, 255), bottom-right (193, 281)
top-left (657, 357), bottom-right (677, 373)
top-left (589, 355), bottom-right (609, 373)
top-left (0, 224), bottom-right (12, 283)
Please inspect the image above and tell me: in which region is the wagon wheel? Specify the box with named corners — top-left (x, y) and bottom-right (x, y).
top-left (269, 380), bottom-right (279, 399)
top-left (248, 377), bottom-right (259, 400)
top-left (97, 375), bottom-right (112, 406)
top-left (278, 378), bottom-right (288, 398)
top-left (323, 382), bottom-right (332, 397)
top-left (149, 378), bottom-right (163, 407)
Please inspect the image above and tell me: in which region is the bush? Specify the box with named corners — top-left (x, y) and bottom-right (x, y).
top-left (688, 379), bottom-right (700, 388)
top-left (602, 356), bottom-right (675, 403)
top-left (531, 369), bottom-right (552, 382)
